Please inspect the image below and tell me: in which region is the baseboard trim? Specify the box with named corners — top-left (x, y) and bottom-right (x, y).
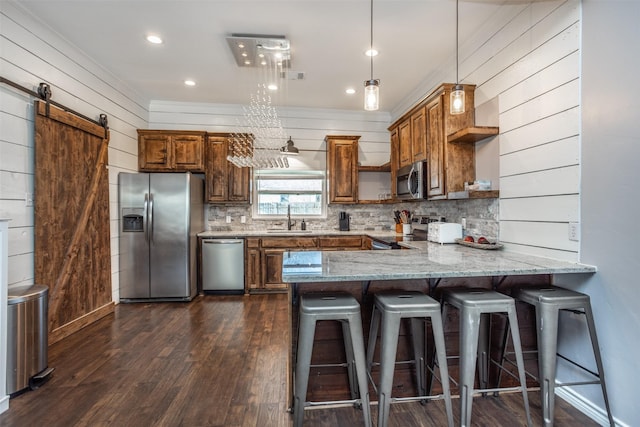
top-left (49, 302), bottom-right (115, 345)
top-left (0, 394), bottom-right (9, 414)
top-left (556, 387), bottom-right (624, 427)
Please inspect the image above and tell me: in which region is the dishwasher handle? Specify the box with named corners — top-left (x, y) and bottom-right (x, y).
top-left (202, 239), bottom-right (244, 244)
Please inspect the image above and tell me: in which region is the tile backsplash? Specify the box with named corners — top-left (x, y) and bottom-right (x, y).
top-left (206, 197), bottom-right (499, 240)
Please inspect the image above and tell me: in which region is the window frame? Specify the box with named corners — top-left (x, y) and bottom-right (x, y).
top-left (251, 170), bottom-right (327, 219)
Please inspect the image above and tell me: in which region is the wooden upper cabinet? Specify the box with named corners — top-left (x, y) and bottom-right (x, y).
top-left (205, 135), bottom-right (228, 202)
top-left (411, 106), bottom-right (427, 162)
top-left (389, 83), bottom-right (477, 200)
top-left (426, 94), bottom-right (445, 198)
top-left (427, 84), bottom-right (476, 199)
top-left (205, 134), bottom-right (251, 204)
top-left (138, 130), bottom-right (205, 172)
top-left (326, 135), bottom-right (359, 204)
top-left (173, 134), bottom-right (204, 170)
top-left (398, 119), bottom-right (412, 168)
top-left (390, 128), bottom-right (399, 199)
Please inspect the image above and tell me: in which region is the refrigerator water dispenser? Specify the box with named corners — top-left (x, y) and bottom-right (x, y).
top-left (122, 208), bottom-right (144, 232)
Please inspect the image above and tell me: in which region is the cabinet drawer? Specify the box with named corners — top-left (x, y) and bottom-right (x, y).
top-left (318, 236), bottom-right (362, 249)
top-left (261, 237), bottom-right (318, 249)
top-left (246, 238), bottom-right (260, 248)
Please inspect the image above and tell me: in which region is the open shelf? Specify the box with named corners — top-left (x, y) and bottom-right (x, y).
top-left (448, 126), bottom-right (499, 144)
top-left (358, 161), bottom-right (391, 172)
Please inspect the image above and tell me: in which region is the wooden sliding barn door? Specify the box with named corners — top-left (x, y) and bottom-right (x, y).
top-left (34, 100), bottom-right (114, 344)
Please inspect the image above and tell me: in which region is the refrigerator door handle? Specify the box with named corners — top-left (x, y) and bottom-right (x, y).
top-left (148, 193), bottom-right (154, 243)
top-left (144, 193), bottom-right (150, 243)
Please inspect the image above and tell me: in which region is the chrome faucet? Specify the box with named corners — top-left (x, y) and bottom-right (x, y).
top-left (287, 204), bottom-right (296, 230)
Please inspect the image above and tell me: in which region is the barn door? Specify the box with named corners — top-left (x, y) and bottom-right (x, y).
top-left (34, 100), bottom-right (114, 344)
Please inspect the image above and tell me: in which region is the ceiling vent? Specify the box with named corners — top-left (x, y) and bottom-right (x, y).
top-left (225, 34), bottom-right (291, 68)
top-left (281, 71), bottom-right (305, 80)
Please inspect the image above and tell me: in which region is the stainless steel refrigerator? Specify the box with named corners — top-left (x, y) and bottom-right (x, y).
top-left (118, 172), bottom-right (203, 302)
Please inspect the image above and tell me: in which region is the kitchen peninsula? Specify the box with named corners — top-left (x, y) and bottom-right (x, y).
top-left (281, 243), bottom-right (596, 407)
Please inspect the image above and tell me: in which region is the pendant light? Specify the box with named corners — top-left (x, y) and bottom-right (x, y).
top-left (364, 0), bottom-right (380, 111)
top-left (450, 0), bottom-right (465, 115)
top-left (280, 136), bottom-right (299, 155)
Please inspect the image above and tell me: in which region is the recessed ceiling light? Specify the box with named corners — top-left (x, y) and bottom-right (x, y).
top-left (365, 49), bottom-right (378, 57)
top-left (244, 60), bottom-right (251, 65)
top-left (241, 52), bottom-right (248, 57)
top-left (238, 43), bottom-right (245, 48)
top-left (146, 35), bottom-right (163, 44)
top-left (267, 84), bottom-right (278, 91)
top-left (261, 60), bottom-right (267, 66)
top-left (346, 88), bottom-right (356, 95)
top-left (184, 80), bottom-right (196, 87)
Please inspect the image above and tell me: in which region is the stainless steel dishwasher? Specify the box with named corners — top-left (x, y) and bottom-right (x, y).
top-left (201, 238), bottom-right (245, 294)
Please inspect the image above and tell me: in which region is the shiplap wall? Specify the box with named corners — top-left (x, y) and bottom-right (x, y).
top-left (0, 1), bottom-right (148, 302)
top-left (474, 0), bottom-right (581, 260)
top-left (149, 101), bottom-right (391, 169)
top-left (394, 0), bottom-right (581, 260)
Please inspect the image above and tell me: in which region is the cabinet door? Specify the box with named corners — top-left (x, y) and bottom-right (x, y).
top-left (205, 135), bottom-right (228, 202)
top-left (262, 249), bottom-right (288, 290)
top-left (426, 95), bottom-right (446, 198)
top-left (139, 133), bottom-right (172, 171)
top-left (411, 106), bottom-right (427, 162)
top-left (174, 134), bottom-right (204, 172)
top-left (327, 136), bottom-right (359, 204)
top-left (228, 165), bottom-right (250, 202)
top-left (398, 119), bottom-right (412, 168)
top-left (245, 239), bottom-right (262, 291)
top-left (390, 128), bottom-right (399, 199)
top-left (318, 236), bottom-right (363, 250)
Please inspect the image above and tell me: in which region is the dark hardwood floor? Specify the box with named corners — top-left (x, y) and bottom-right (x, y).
top-left (0, 294), bottom-right (598, 426)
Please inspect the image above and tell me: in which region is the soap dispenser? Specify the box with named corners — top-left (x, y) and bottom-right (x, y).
top-left (301, 219), bottom-right (306, 230)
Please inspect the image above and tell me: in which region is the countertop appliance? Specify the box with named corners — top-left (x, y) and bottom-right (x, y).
top-left (201, 238), bottom-right (245, 294)
top-left (427, 222), bottom-right (463, 244)
top-left (396, 161), bottom-right (426, 200)
top-left (339, 211), bottom-right (350, 231)
top-left (118, 172), bottom-right (203, 302)
top-left (411, 215), bottom-right (446, 240)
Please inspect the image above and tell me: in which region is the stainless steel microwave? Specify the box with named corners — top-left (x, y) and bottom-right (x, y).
top-left (396, 161), bottom-right (426, 200)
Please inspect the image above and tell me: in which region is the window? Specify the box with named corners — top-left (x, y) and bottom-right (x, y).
top-left (253, 170), bottom-right (326, 218)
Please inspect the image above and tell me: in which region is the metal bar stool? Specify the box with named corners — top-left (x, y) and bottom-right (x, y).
top-left (443, 288), bottom-right (532, 427)
top-left (366, 291), bottom-right (454, 427)
top-left (294, 292), bottom-right (372, 427)
top-left (504, 286), bottom-right (615, 427)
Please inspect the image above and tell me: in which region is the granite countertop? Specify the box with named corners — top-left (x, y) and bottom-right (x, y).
top-left (281, 242), bottom-right (597, 282)
top-left (197, 229), bottom-right (400, 239)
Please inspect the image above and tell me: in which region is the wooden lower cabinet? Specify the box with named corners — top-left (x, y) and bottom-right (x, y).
top-left (245, 238), bottom-right (262, 293)
top-left (318, 236), bottom-right (363, 250)
top-left (262, 249), bottom-right (288, 291)
top-left (245, 235), bottom-right (365, 293)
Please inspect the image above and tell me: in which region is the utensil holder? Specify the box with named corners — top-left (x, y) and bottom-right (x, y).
top-left (402, 224), bottom-right (411, 235)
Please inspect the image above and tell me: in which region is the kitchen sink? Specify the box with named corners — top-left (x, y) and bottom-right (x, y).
top-left (266, 229), bottom-right (313, 234)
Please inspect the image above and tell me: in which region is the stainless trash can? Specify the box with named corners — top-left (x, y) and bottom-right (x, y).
top-left (7, 284), bottom-right (53, 395)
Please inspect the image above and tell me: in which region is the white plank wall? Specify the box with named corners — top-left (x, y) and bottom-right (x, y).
top-left (0, 2), bottom-right (148, 301)
top-left (395, 0), bottom-right (581, 260)
top-left (149, 101), bottom-right (392, 168)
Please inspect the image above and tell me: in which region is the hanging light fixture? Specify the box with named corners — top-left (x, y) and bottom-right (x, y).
top-left (280, 136), bottom-right (299, 155)
top-left (364, 0), bottom-right (380, 111)
top-left (450, 0), bottom-right (465, 115)
top-left (224, 34), bottom-right (294, 168)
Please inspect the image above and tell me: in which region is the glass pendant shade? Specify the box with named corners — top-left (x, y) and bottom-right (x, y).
top-left (450, 84), bottom-right (465, 115)
top-left (364, 79), bottom-right (380, 111)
